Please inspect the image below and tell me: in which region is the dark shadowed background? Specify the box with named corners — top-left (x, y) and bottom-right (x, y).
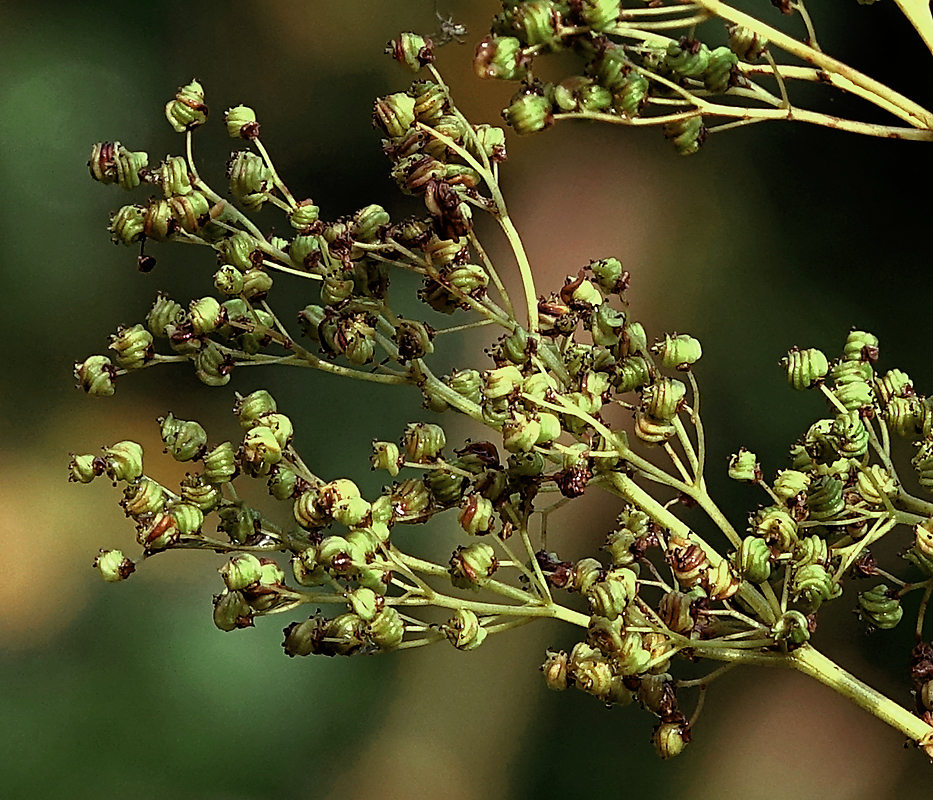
top-left (2, 1), bottom-right (933, 798)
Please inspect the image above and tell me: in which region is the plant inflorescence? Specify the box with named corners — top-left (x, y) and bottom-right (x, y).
top-left (71, 1), bottom-right (933, 760)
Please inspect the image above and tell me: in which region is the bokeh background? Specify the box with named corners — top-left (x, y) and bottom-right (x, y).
top-left (3, 1), bottom-right (933, 797)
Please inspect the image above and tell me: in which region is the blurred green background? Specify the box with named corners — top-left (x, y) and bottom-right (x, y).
top-left (3, 1), bottom-right (933, 797)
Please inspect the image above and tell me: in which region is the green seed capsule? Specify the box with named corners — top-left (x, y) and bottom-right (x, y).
top-left (69, 453), bottom-right (102, 484)
top-left (193, 341), bottom-right (232, 387)
top-left (727, 23), bottom-right (768, 62)
top-left (94, 549), bottom-right (135, 582)
top-left (703, 46), bottom-right (738, 93)
top-left (180, 474), bottom-right (222, 512)
top-left (108, 204), bottom-right (147, 246)
top-left (643, 377), bottom-right (686, 422)
top-left (782, 347), bottom-right (829, 390)
top-left (734, 536), bottom-right (772, 584)
top-left (857, 584), bottom-right (903, 629)
top-left (165, 80), bottom-right (208, 132)
top-left (367, 607), bottom-right (404, 651)
top-left (146, 293), bottom-right (185, 338)
top-left (109, 324), bottom-right (153, 370)
top-left (444, 609), bottom-right (488, 651)
top-left (843, 330), bottom-right (879, 362)
top-left (240, 426), bottom-right (282, 476)
top-left (103, 440), bottom-right (144, 483)
top-left (203, 441), bottom-right (236, 484)
top-left (189, 296), bottom-right (224, 335)
top-left (224, 105), bottom-right (259, 139)
top-left (220, 553), bottom-right (263, 591)
top-left (727, 448), bottom-right (760, 482)
top-left (386, 31), bottom-right (435, 73)
top-left (579, 0), bottom-right (621, 31)
top-left (371, 441), bottom-right (402, 476)
top-left (663, 115), bottom-right (706, 156)
top-left (402, 422), bottom-right (446, 463)
top-left (656, 334), bottom-right (702, 370)
top-left (587, 568), bottom-right (636, 620)
top-left (458, 493), bottom-right (495, 535)
top-left (792, 563), bottom-right (841, 613)
top-left (503, 90), bottom-right (553, 135)
top-left (159, 413), bottom-right (207, 462)
top-left (753, 506), bottom-right (798, 552)
top-left (373, 92), bottom-right (417, 138)
top-left (654, 722), bottom-right (689, 760)
top-left (449, 542), bottom-right (498, 589)
top-left (806, 474), bottom-right (845, 521)
top-left (773, 469), bottom-right (810, 501)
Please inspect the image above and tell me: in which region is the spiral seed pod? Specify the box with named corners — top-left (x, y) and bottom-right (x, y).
top-left (658, 590), bottom-right (696, 634)
top-left (727, 23), bottom-right (768, 62)
top-left (120, 477), bottom-right (165, 519)
top-left (855, 464), bottom-right (896, 504)
top-left (875, 368), bottom-right (912, 406)
top-left (143, 197), bottom-right (176, 241)
top-left (643, 378), bottom-right (686, 422)
top-left (572, 654), bottom-right (614, 700)
top-left (753, 506), bottom-right (798, 551)
top-left (101, 440), bottom-right (144, 483)
top-left (402, 422), bottom-right (446, 463)
top-left (603, 529), bottom-right (637, 567)
top-left (831, 361), bottom-right (874, 411)
top-left (792, 563), bottom-right (841, 613)
top-left (449, 542), bottom-right (498, 589)
top-left (319, 613), bottom-right (366, 656)
top-left (458, 493), bottom-right (495, 535)
top-left (443, 609), bottom-right (488, 651)
top-left (425, 464), bottom-right (468, 506)
top-left (373, 92), bottom-right (417, 138)
top-left (192, 341), bottom-right (231, 387)
top-left (223, 105), bottom-right (259, 140)
top-left (218, 553), bottom-right (262, 592)
top-left (158, 413), bottom-right (207, 462)
top-left (663, 115), bottom-right (705, 156)
top-left (704, 559), bottom-right (740, 600)
top-left (386, 30), bottom-right (435, 73)
top-left (69, 453), bottom-right (102, 484)
top-left (590, 302), bottom-right (626, 347)
top-left (842, 330), bottom-right (879, 362)
top-left (857, 584), bottom-right (903, 630)
top-left (94, 549), bottom-right (136, 583)
top-left (734, 536), bottom-right (772, 584)
top-left (74, 355), bottom-right (118, 397)
top-left (158, 155), bottom-right (192, 197)
top-left (391, 478), bottom-right (431, 518)
top-left (578, 0), bottom-right (621, 30)
top-left (587, 568), bottom-right (637, 620)
top-left (503, 89), bottom-right (553, 135)
top-left (806, 474), bottom-right (845, 521)
top-left (828, 410), bottom-right (869, 458)
top-left (239, 426), bottom-right (282, 477)
top-left (773, 469), bottom-right (810, 502)
top-left (634, 411), bottom-right (676, 445)
top-left (569, 557), bottom-right (604, 594)
top-left (201, 441), bottom-right (235, 485)
top-left (664, 39), bottom-right (711, 78)
top-left (108, 324), bottom-right (153, 371)
top-left (656, 334), bottom-right (702, 370)
top-left (654, 721), bottom-right (689, 760)
top-left (165, 80), bottom-right (208, 132)
top-left (146, 293), bottom-right (185, 338)
top-left (704, 46), bottom-right (738, 93)
top-left (228, 151), bottom-right (272, 210)
top-left (793, 535), bottom-right (828, 570)
top-left (614, 355), bottom-right (652, 393)
top-left (411, 80), bottom-right (449, 123)
top-left (108, 204), bottom-right (147, 246)
top-left (783, 347), bottom-right (829, 390)
top-left (884, 395), bottom-right (926, 438)
top-left (89, 141), bottom-right (150, 190)
top-left (668, 537), bottom-right (709, 588)
top-left (234, 390), bottom-right (277, 428)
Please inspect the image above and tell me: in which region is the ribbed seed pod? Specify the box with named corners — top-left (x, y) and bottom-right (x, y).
top-left (783, 347), bottom-right (828, 390)
top-left (659, 590), bottom-right (695, 634)
top-left (542, 649), bottom-right (570, 690)
top-left (108, 204), bottom-right (147, 245)
top-left (386, 31), bottom-right (435, 73)
top-left (402, 422), bottom-right (446, 463)
top-left (656, 334), bottom-right (702, 370)
top-left (643, 377), bottom-right (686, 422)
top-left (503, 90), bottom-right (553, 135)
top-left (654, 721), bottom-right (689, 760)
top-left (664, 40), bottom-right (711, 78)
top-left (109, 324), bottom-right (153, 370)
top-left (227, 151), bottom-right (271, 210)
top-left (793, 535), bottom-right (828, 569)
top-left (913, 439), bottom-right (933, 491)
top-left (703, 46), bottom-right (738, 93)
top-left (663, 116), bottom-right (705, 156)
top-left (830, 359), bottom-right (874, 411)
top-left (727, 23), bottom-right (768, 62)
top-left (704, 559), bottom-right (740, 600)
top-left (857, 584), bottom-right (903, 629)
top-left (193, 341), bottom-right (232, 386)
top-left (884, 396), bottom-right (925, 438)
top-left (614, 72), bottom-right (650, 117)
top-left (587, 568), bottom-right (637, 620)
top-left (203, 441), bottom-right (236, 484)
top-left (121, 477), bottom-right (166, 519)
top-left (875, 368), bottom-right (912, 406)
top-left (734, 536), bottom-right (772, 583)
top-left (510, 0), bottom-right (562, 47)
top-left (180, 475), bottom-right (221, 512)
top-left (425, 466), bottom-right (467, 507)
top-left (792, 563), bottom-right (841, 612)
top-left (165, 80), bottom-right (208, 132)
top-left (444, 609), bottom-right (488, 651)
top-left (753, 506), bottom-right (798, 551)
top-left (579, 0), bottom-right (621, 31)
top-left (448, 543), bottom-right (498, 589)
top-left (612, 356), bottom-right (651, 394)
top-left (634, 410), bottom-right (676, 445)
top-left (843, 330), bottom-right (879, 362)
top-left (806, 475), bottom-right (845, 521)
top-left (828, 410), bottom-right (869, 458)
top-left (855, 464), bottom-right (896, 504)
top-left (366, 607), bottom-right (404, 651)
top-left (773, 469), bottom-right (810, 502)
top-left (159, 413), bottom-right (207, 461)
top-left (668, 538), bottom-right (708, 588)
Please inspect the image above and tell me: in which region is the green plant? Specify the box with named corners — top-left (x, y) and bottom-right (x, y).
top-left (71, 1), bottom-right (933, 761)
